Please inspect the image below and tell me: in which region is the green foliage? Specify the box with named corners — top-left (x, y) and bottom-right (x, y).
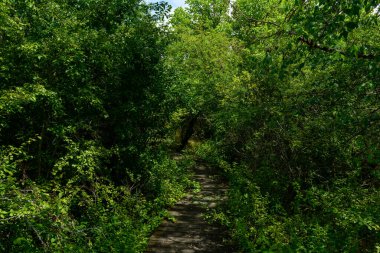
top-left (0, 0), bottom-right (190, 252)
top-left (143, 151), bottom-right (193, 206)
top-left (164, 0), bottom-right (380, 252)
top-left (1, 0), bottom-right (379, 252)
top-left (164, 30), bottom-right (241, 115)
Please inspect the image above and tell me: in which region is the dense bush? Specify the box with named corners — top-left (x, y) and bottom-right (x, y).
top-left (166, 0), bottom-right (379, 252)
top-left (1, 0), bottom-right (379, 252)
top-left (0, 0), bottom-right (192, 252)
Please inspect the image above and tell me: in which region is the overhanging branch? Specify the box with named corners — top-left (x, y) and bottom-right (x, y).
top-left (298, 36), bottom-right (376, 60)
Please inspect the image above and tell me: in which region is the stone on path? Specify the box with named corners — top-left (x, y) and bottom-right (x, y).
top-left (146, 162), bottom-right (233, 253)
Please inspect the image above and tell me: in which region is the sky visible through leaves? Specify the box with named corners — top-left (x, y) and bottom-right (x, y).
top-left (146, 0), bottom-right (186, 9)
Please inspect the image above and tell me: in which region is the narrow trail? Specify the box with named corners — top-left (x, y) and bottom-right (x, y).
top-left (146, 160), bottom-right (233, 253)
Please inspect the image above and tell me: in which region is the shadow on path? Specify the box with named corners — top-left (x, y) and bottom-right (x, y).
top-left (146, 160), bottom-right (233, 253)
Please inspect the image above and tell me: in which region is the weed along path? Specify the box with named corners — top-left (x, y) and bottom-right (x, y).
top-left (146, 160), bottom-right (234, 253)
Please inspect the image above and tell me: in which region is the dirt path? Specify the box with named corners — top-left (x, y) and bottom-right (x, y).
top-left (146, 161), bottom-right (233, 253)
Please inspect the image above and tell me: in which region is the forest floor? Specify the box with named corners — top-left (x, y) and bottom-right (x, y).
top-left (146, 157), bottom-right (235, 253)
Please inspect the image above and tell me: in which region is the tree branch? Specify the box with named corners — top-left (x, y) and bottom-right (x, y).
top-left (298, 36), bottom-right (376, 60)
top-left (246, 18), bottom-right (280, 27)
